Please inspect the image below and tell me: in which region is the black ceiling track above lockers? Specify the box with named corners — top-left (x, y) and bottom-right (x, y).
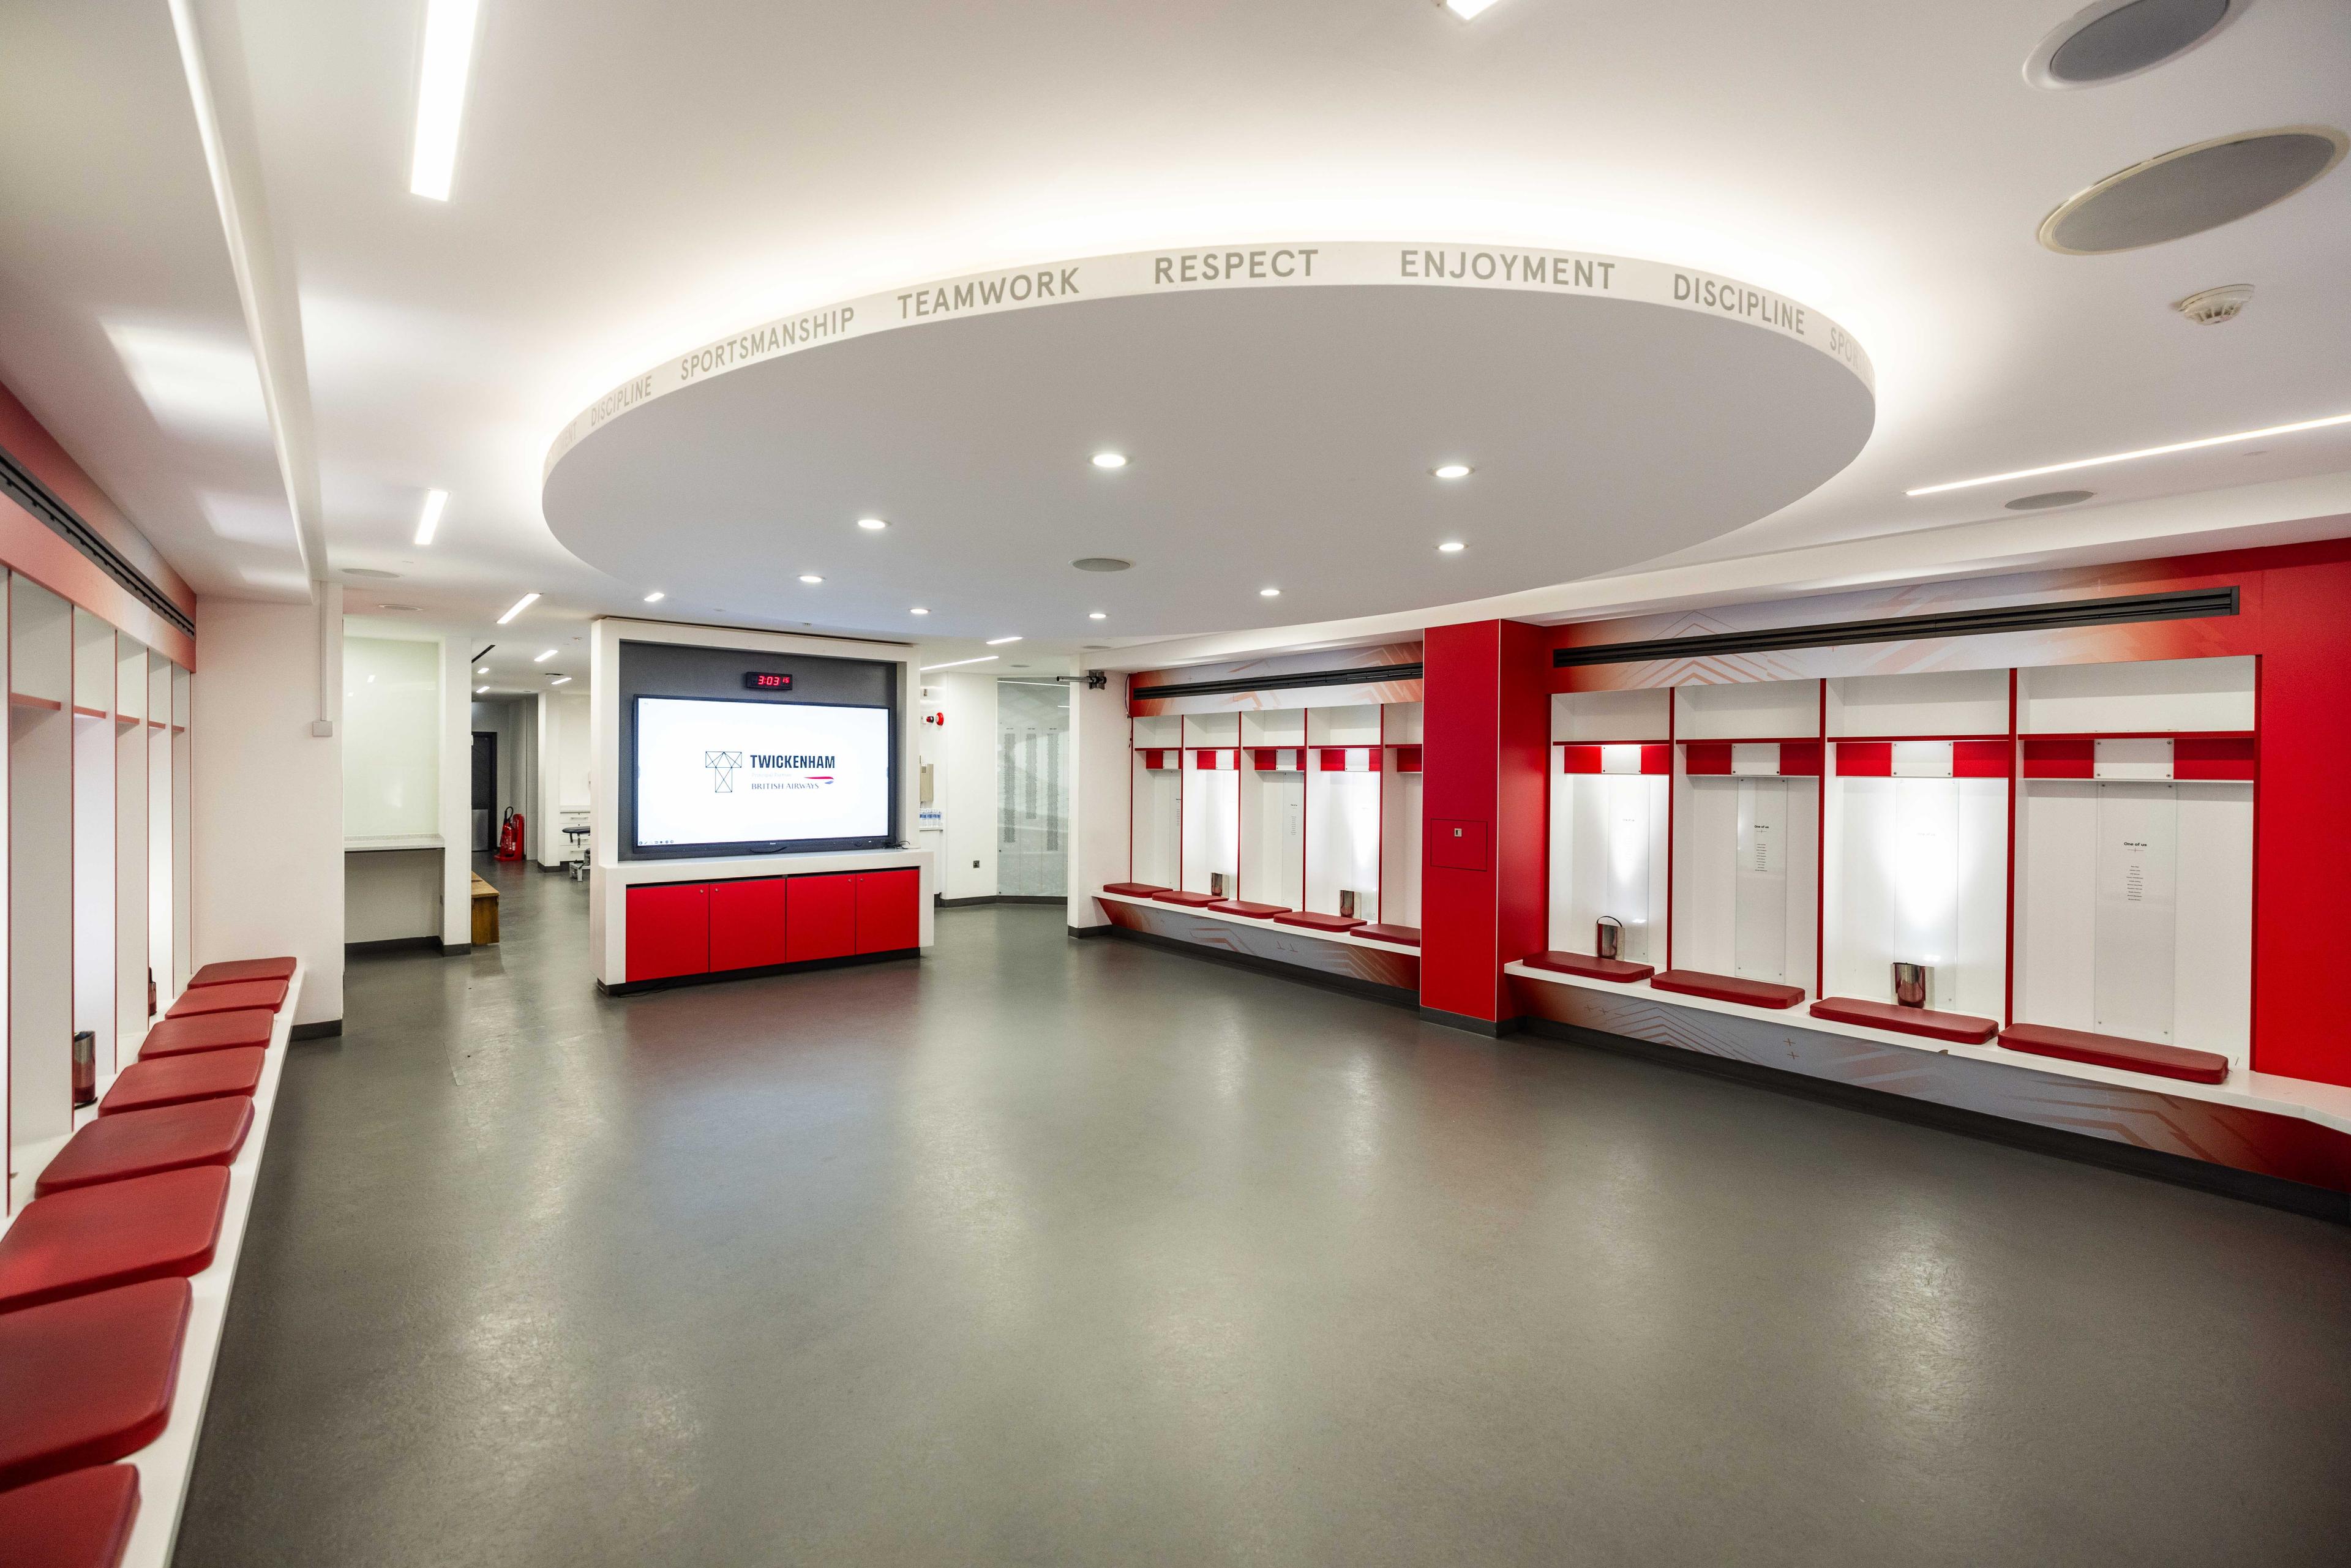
top-left (1551, 587), bottom-right (2238, 669)
top-left (0, 442), bottom-right (197, 638)
top-left (1130, 661), bottom-right (1423, 702)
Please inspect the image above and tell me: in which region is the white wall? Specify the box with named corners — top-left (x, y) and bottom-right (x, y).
top-left (937, 670), bottom-right (999, 901)
top-left (191, 593), bottom-right (343, 1027)
top-left (1066, 672), bottom-right (1129, 928)
top-left (535, 687), bottom-right (592, 867)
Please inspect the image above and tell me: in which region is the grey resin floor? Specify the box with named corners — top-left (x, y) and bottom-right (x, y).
top-left (177, 857), bottom-right (2351, 1566)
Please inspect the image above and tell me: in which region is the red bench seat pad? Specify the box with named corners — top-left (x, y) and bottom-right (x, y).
top-left (1101, 882), bottom-right (1169, 897)
top-left (2001, 1022), bottom-right (2230, 1084)
top-left (1523, 950), bottom-right (1654, 984)
top-left (1150, 890), bottom-right (1221, 907)
top-left (1206, 900), bottom-right (1289, 918)
top-left (99, 1048), bottom-right (265, 1116)
top-left (33, 1099), bottom-right (253, 1199)
top-left (0, 1280), bottom-right (191, 1491)
top-left (165, 977), bottom-right (287, 1018)
top-left (1355, 924), bottom-right (1421, 947)
top-left (1810, 996), bottom-right (1998, 1045)
top-left (187, 956), bottom-right (296, 989)
top-left (0, 1168), bottom-right (230, 1314)
top-left (1270, 910), bottom-right (1365, 932)
top-left (0, 1465), bottom-right (140, 1568)
top-left (138, 1009), bottom-right (274, 1061)
top-left (1651, 969), bottom-right (1805, 1009)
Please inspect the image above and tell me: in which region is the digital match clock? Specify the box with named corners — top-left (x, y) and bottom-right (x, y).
top-left (742, 672), bottom-right (793, 691)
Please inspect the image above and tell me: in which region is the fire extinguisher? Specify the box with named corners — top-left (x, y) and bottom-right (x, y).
top-left (496, 807), bottom-right (526, 861)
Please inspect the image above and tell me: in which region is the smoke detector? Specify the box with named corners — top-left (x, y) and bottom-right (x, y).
top-left (2174, 283), bottom-right (2254, 324)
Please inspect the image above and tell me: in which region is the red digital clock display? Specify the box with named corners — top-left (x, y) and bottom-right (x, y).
top-left (742, 672), bottom-right (793, 691)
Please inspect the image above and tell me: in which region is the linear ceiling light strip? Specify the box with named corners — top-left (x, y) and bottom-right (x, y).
top-left (0, 446), bottom-right (197, 638)
top-left (1551, 588), bottom-right (2238, 669)
top-left (1130, 662), bottom-right (1425, 702)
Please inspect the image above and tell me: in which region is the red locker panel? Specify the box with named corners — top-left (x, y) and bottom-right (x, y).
top-left (625, 882), bottom-right (710, 981)
top-left (709, 877), bottom-right (790, 972)
top-left (854, 868), bottom-right (922, 954)
top-left (786, 873), bottom-right (858, 962)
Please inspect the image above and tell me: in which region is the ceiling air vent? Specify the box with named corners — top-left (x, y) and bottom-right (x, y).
top-left (2039, 127), bottom-right (2347, 253)
top-left (2027, 0), bottom-right (2243, 88)
top-left (2004, 490), bottom-right (2097, 510)
top-left (1552, 587), bottom-right (2238, 669)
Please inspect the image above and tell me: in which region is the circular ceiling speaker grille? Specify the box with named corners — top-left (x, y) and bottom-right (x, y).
top-left (2004, 490), bottom-right (2098, 511)
top-left (2027, 0), bottom-right (2241, 88)
top-left (2039, 127), bottom-right (2347, 253)
top-left (341, 567), bottom-right (400, 579)
top-left (1071, 557), bottom-right (1132, 572)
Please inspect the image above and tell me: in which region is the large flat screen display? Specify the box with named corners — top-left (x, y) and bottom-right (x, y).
top-left (632, 696), bottom-right (893, 852)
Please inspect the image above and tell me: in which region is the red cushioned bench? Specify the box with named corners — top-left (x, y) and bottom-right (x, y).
top-left (138, 1008), bottom-right (274, 1062)
top-left (1650, 969), bottom-right (1805, 1009)
top-left (165, 976), bottom-right (287, 1019)
top-left (0, 1168), bottom-right (230, 1315)
top-left (1355, 924), bottom-right (1420, 947)
top-left (0, 1465), bottom-right (140, 1568)
top-left (2001, 1022), bottom-right (2230, 1084)
top-left (1810, 996), bottom-right (1998, 1045)
top-left (0, 1279), bottom-right (190, 1491)
top-left (1150, 890), bottom-right (1221, 907)
top-left (1523, 950), bottom-right (1654, 983)
top-left (1101, 882), bottom-right (1169, 897)
top-left (33, 1099), bottom-right (253, 1199)
top-left (186, 956), bottom-right (296, 989)
top-left (1206, 900), bottom-right (1289, 918)
top-left (99, 1048), bottom-right (265, 1116)
top-left (1270, 910), bottom-right (1364, 932)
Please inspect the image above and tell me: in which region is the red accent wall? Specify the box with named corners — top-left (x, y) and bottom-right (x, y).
top-left (0, 378), bottom-right (198, 668)
top-left (2248, 555), bottom-right (2351, 1084)
top-left (1420, 620), bottom-right (1548, 1022)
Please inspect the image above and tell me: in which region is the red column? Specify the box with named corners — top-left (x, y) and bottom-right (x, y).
top-left (1420, 620), bottom-right (1550, 1028)
top-left (2248, 557), bottom-right (2351, 1086)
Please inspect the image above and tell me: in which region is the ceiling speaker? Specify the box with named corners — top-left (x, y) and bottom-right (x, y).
top-left (1071, 557), bottom-right (1132, 572)
top-left (2027, 0), bottom-right (2243, 88)
top-left (2004, 490), bottom-right (2098, 511)
top-left (2039, 127), bottom-right (2346, 253)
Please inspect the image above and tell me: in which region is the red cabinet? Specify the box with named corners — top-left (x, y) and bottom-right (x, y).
top-left (625, 882), bottom-right (710, 981)
top-left (709, 877), bottom-right (790, 971)
top-left (785, 872), bottom-right (858, 963)
top-left (853, 868), bottom-right (921, 954)
top-left (628, 865), bottom-right (921, 984)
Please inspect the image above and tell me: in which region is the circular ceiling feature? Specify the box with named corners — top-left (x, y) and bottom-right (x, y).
top-left (1089, 612), bottom-right (1108, 620)
top-left (2004, 489), bottom-right (2098, 510)
top-left (857, 516), bottom-right (887, 530)
top-left (910, 607), bottom-right (928, 615)
top-left (798, 574), bottom-right (823, 584)
top-left (1438, 541), bottom-right (1466, 553)
top-left (544, 243), bottom-right (1873, 638)
top-left (1091, 452), bottom-right (1128, 469)
top-left (1432, 463), bottom-right (1472, 479)
top-left (342, 566), bottom-right (400, 579)
top-left (2039, 128), bottom-right (2347, 253)
top-left (2026, 0), bottom-right (2241, 89)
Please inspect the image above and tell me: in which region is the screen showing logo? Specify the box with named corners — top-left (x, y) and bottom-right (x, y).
top-left (636, 698), bottom-right (889, 849)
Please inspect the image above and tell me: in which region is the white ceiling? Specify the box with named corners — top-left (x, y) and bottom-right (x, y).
top-left (1, 0), bottom-right (2347, 675)
top-left (543, 283), bottom-right (1874, 640)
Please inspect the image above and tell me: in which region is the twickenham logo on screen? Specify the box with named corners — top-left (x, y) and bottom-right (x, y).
top-left (741, 752), bottom-right (837, 791)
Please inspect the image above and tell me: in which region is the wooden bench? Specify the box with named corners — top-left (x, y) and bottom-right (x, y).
top-left (470, 873), bottom-right (500, 945)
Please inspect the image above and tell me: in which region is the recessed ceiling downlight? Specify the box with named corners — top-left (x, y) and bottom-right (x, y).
top-left (1431, 463), bottom-right (1472, 479)
top-left (1092, 452), bottom-right (1128, 469)
top-left (2004, 490), bottom-right (2098, 511)
top-left (2039, 127), bottom-right (2348, 253)
top-left (2027, 0), bottom-right (2241, 88)
top-left (1071, 557), bottom-right (1131, 572)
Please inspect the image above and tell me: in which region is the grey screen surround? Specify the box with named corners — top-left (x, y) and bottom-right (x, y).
top-left (615, 638), bottom-right (901, 861)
